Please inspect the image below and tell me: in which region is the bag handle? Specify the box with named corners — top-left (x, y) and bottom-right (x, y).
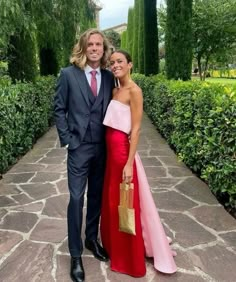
top-left (119, 182), bottom-right (134, 208)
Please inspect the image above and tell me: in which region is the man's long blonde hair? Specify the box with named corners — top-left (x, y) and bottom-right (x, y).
top-left (70, 28), bottom-right (111, 69)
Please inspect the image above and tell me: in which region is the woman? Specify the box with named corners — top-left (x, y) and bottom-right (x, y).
top-left (100, 50), bottom-right (177, 277)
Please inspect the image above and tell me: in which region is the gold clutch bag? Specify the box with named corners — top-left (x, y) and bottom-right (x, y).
top-left (118, 182), bottom-right (136, 235)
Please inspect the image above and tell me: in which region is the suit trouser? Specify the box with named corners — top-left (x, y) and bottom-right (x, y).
top-left (67, 142), bottom-right (106, 257)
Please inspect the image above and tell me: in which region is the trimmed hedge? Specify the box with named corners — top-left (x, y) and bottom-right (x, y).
top-left (0, 76), bottom-right (56, 174)
top-left (133, 74), bottom-right (236, 209)
top-left (210, 69), bottom-right (236, 79)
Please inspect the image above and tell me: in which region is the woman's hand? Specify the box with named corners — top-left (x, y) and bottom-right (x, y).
top-left (122, 163), bottom-right (133, 183)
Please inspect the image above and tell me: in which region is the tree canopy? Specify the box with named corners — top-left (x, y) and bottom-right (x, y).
top-left (104, 30), bottom-right (121, 50)
top-left (0, 0), bottom-right (96, 80)
top-left (192, 0), bottom-right (236, 79)
top-left (158, 0), bottom-right (236, 80)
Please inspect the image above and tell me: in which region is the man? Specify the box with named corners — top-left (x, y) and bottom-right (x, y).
top-left (54, 28), bottom-right (113, 282)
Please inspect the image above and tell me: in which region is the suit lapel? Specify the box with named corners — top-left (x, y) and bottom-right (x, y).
top-left (91, 86), bottom-right (103, 110)
top-left (71, 66), bottom-right (90, 107)
top-left (101, 70), bottom-right (111, 116)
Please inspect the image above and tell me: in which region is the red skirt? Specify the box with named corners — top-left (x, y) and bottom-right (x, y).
top-left (100, 128), bottom-right (146, 277)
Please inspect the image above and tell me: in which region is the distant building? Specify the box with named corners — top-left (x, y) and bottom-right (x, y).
top-left (94, 2), bottom-right (102, 29)
top-left (103, 23), bottom-right (127, 34)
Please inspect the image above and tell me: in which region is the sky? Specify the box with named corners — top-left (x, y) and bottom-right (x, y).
top-left (99, 0), bottom-right (163, 30)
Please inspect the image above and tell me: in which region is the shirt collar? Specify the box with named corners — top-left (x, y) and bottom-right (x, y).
top-left (85, 64), bottom-right (101, 75)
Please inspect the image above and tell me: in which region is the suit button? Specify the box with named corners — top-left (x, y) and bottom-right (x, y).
top-left (85, 114), bottom-right (89, 117)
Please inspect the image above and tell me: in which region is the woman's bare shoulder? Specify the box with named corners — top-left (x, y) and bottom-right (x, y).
top-left (130, 82), bottom-right (142, 99)
top-left (112, 87), bottom-right (119, 97)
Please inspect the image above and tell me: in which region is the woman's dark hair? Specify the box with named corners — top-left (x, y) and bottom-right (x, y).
top-left (112, 49), bottom-right (132, 63)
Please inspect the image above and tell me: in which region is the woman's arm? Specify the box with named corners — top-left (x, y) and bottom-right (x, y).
top-left (123, 84), bottom-right (143, 182)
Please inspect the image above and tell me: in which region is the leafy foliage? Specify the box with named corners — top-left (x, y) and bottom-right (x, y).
top-left (0, 0), bottom-right (34, 59)
top-left (192, 0), bottom-right (236, 80)
top-left (0, 0), bottom-right (96, 80)
top-left (104, 30), bottom-right (121, 50)
top-left (159, 0), bottom-right (236, 81)
top-left (133, 73), bottom-right (236, 209)
top-left (8, 31), bottom-right (38, 82)
top-left (0, 76), bottom-right (56, 173)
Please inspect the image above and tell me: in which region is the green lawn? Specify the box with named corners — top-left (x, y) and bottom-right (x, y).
top-left (192, 76), bottom-right (236, 85)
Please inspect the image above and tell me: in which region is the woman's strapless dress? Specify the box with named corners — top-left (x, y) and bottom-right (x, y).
top-left (100, 100), bottom-right (177, 277)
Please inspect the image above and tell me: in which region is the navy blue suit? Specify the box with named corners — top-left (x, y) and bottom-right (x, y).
top-left (54, 65), bottom-right (113, 257)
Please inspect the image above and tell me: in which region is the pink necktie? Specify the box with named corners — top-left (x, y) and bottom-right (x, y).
top-left (90, 70), bottom-right (97, 96)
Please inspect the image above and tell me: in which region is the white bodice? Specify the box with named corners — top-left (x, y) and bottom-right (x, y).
top-left (103, 100), bottom-right (131, 134)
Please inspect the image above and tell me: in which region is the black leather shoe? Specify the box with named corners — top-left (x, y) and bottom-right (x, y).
top-left (85, 239), bottom-right (109, 262)
top-left (70, 257), bottom-right (85, 282)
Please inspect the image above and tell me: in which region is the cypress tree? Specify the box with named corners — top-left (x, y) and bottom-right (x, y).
top-left (166, 0), bottom-right (193, 80)
top-left (132, 0), bottom-right (140, 72)
top-left (8, 31), bottom-right (38, 82)
top-left (144, 0), bottom-right (159, 75)
top-left (165, 0), bottom-right (177, 80)
top-left (39, 48), bottom-right (59, 76)
top-left (138, 0), bottom-right (145, 74)
top-left (61, 0), bottom-right (95, 66)
top-left (126, 8), bottom-right (134, 58)
top-left (121, 31), bottom-right (127, 50)
top-left (181, 0), bottom-right (193, 80)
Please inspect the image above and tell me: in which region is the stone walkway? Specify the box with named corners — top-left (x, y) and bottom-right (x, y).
top-left (0, 114), bottom-right (236, 282)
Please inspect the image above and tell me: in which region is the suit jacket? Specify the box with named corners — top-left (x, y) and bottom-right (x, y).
top-left (54, 65), bottom-right (113, 150)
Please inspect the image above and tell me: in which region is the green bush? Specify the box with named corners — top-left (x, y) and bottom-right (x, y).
top-left (0, 61), bottom-right (11, 87)
top-left (210, 69), bottom-right (236, 79)
top-left (0, 76), bottom-right (56, 173)
top-left (0, 75), bottom-right (11, 87)
top-left (133, 74), bottom-right (236, 209)
top-left (0, 61), bottom-right (8, 76)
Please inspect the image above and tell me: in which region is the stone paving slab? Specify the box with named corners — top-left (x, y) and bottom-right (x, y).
top-left (0, 114), bottom-right (236, 282)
